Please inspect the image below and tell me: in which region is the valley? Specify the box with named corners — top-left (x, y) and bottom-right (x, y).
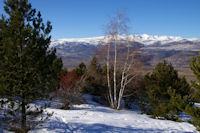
top-left (51, 34), bottom-right (200, 80)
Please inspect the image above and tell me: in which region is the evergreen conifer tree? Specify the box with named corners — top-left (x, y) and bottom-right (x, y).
top-left (74, 62), bottom-right (86, 76)
top-left (190, 53), bottom-right (200, 102)
top-left (144, 60), bottom-right (191, 120)
top-left (186, 52), bottom-right (200, 130)
top-left (84, 56), bottom-right (107, 96)
top-left (87, 56), bottom-right (103, 79)
top-left (0, 0), bottom-right (62, 132)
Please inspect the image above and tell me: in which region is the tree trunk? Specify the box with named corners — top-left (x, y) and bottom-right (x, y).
top-left (113, 35), bottom-right (117, 107)
top-left (104, 12), bottom-right (136, 110)
top-left (117, 40), bottom-right (130, 109)
top-left (107, 41), bottom-right (114, 108)
top-left (21, 96), bottom-right (26, 133)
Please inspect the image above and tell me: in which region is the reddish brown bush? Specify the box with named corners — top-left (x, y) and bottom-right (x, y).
top-left (60, 71), bottom-right (81, 91)
top-left (58, 70), bottom-right (85, 109)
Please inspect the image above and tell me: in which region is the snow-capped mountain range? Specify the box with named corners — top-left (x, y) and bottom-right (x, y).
top-left (51, 34), bottom-right (200, 48)
top-left (50, 34), bottom-right (200, 69)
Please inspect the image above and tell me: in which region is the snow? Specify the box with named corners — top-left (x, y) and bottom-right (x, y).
top-left (50, 36), bottom-right (105, 48)
top-left (0, 95), bottom-right (198, 132)
top-left (29, 95), bottom-right (198, 133)
top-left (50, 34), bottom-right (200, 48)
top-left (131, 34), bottom-right (183, 45)
top-left (195, 103), bottom-right (200, 108)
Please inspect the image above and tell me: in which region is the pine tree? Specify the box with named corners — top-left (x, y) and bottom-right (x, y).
top-left (87, 56), bottom-right (103, 80)
top-left (143, 60), bottom-right (191, 120)
top-left (88, 56), bottom-right (99, 75)
top-left (190, 52), bottom-right (200, 102)
top-left (74, 62), bottom-right (86, 76)
top-left (186, 52), bottom-right (200, 130)
top-left (84, 56), bottom-right (107, 96)
top-left (186, 104), bottom-right (200, 131)
top-left (0, 0), bottom-right (62, 132)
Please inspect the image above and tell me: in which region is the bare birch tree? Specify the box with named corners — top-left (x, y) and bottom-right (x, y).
top-left (103, 12), bottom-right (141, 109)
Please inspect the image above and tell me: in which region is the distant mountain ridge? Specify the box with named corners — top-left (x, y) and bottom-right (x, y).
top-left (50, 34), bottom-right (200, 80)
top-left (51, 34), bottom-right (200, 48)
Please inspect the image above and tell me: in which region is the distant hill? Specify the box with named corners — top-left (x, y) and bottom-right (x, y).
top-left (50, 34), bottom-right (200, 80)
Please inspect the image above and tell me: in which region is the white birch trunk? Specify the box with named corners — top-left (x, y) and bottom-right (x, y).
top-left (117, 40), bottom-right (131, 109)
top-left (106, 40), bottom-right (114, 108)
top-left (113, 34), bottom-right (117, 107)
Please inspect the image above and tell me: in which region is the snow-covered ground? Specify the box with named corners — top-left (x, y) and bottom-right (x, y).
top-left (28, 95), bottom-right (198, 133)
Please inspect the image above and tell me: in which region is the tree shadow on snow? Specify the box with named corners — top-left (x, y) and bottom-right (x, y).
top-left (33, 121), bottom-right (185, 133)
top-left (72, 106), bottom-right (118, 114)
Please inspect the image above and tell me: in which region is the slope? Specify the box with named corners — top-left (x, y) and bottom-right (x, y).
top-left (30, 95), bottom-right (197, 133)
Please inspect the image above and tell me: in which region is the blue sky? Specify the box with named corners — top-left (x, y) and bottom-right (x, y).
top-left (0, 0), bottom-right (200, 40)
